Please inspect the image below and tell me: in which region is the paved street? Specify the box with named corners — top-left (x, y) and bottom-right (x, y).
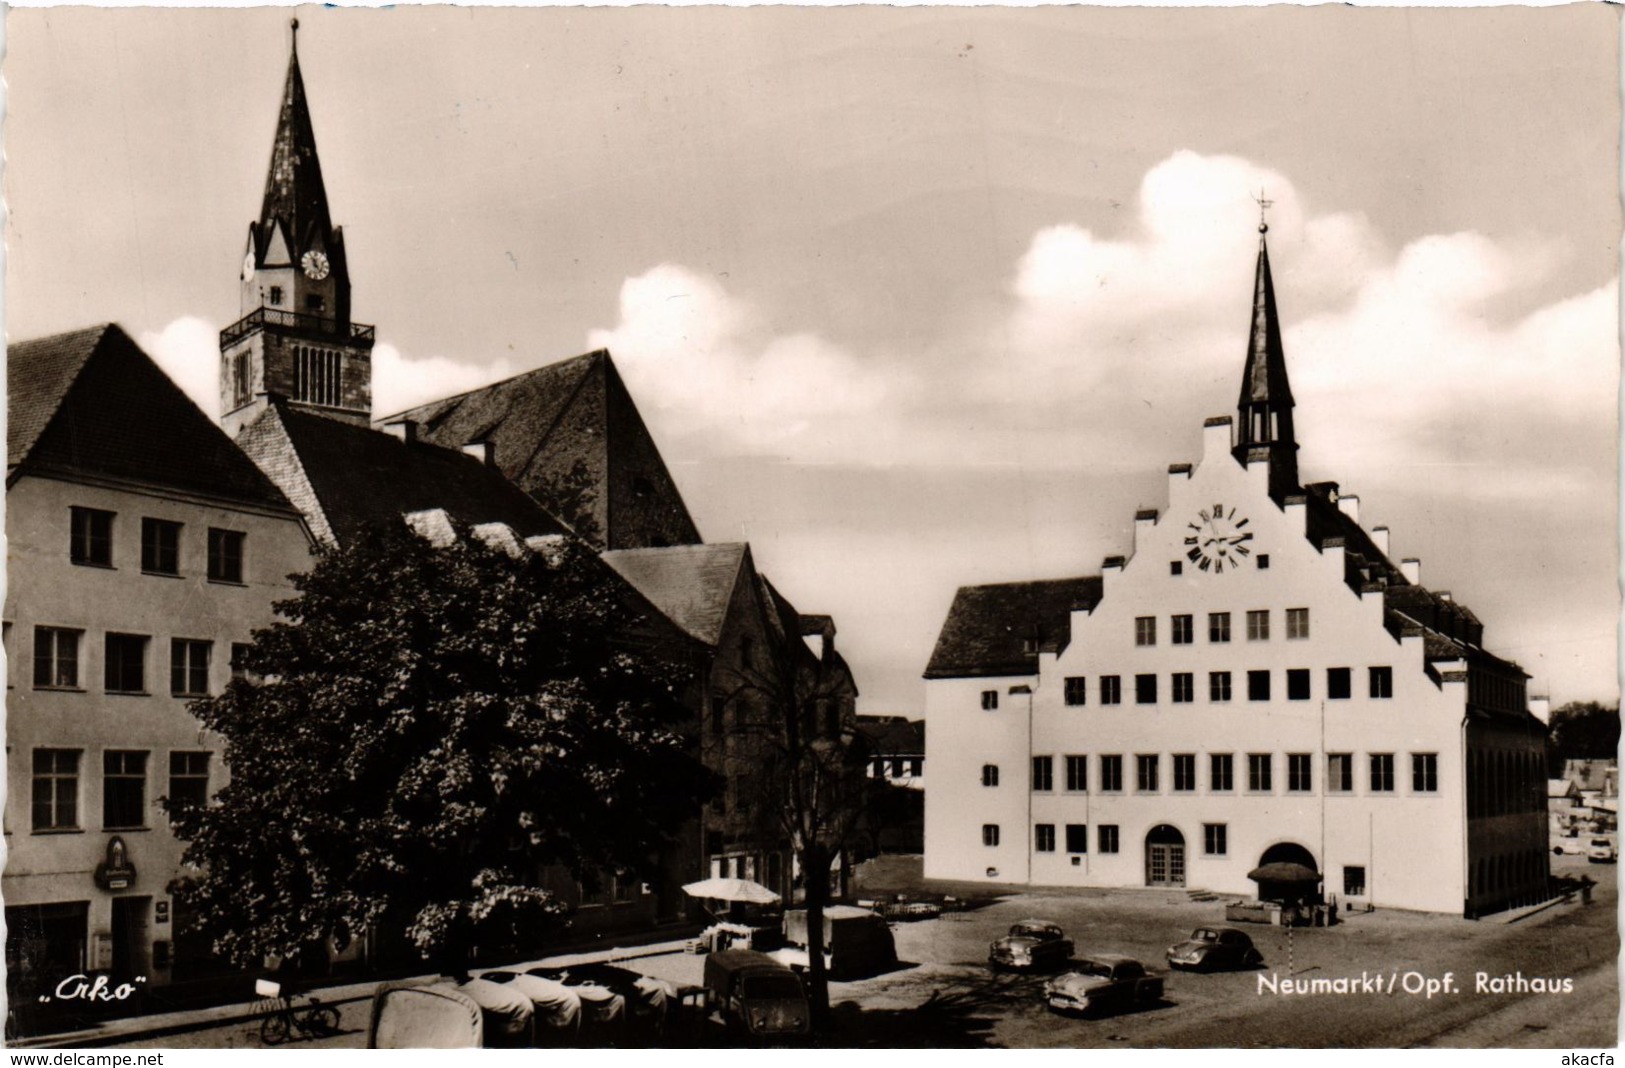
top-left (107, 857), bottom-right (1616, 1049)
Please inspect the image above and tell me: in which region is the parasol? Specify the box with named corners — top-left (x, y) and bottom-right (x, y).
top-left (681, 877), bottom-right (781, 904)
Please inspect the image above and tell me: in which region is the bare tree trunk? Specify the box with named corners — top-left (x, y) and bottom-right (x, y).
top-left (802, 842), bottom-right (833, 1034)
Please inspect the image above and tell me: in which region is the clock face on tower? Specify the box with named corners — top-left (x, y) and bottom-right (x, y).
top-left (1184, 504), bottom-right (1254, 573)
top-left (301, 250), bottom-right (331, 281)
top-left (242, 252), bottom-right (256, 283)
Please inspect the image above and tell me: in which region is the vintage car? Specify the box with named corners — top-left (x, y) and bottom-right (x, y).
top-left (1044, 955), bottom-right (1165, 1016)
top-left (989, 919), bottom-right (1074, 971)
top-left (703, 949), bottom-right (811, 1040)
top-left (1165, 926), bottom-right (1264, 971)
top-left (1587, 837), bottom-right (1617, 863)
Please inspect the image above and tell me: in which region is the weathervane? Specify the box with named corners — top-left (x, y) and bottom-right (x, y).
top-left (1252, 187), bottom-right (1274, 234)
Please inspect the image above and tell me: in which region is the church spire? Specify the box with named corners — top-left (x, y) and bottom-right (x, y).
top-left (1232, 200), bottom-right (1299, 496)
top-left (257, 17), bottom-right (334, 268)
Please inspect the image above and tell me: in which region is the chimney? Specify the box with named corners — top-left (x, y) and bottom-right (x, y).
top-left (1337, 494), bottom-right (1360, 523)
top-left (462, 440), bottom-right (495, 466)
top-left (1371, 526), bottom-right (1390, 555)
top-left (1400, 558), bottom-right (1421, 584)
top-left (383, 419), bottom-right (418, 444)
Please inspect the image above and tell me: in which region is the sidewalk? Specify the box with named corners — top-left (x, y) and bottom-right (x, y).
top-left (6, 934), bottom-right (698, 1050)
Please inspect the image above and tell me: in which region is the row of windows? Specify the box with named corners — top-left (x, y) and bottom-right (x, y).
top-left (29, 748), bottom-right (211, 833)
top-left (984, 822), bottom-right (1222, 856)
top-left (31, 628), bottom-right (250, 696)
top-left (981, 751), bottom-right (1440, 795)
top-left (70, 507), bottom-right (245, 583)
top-left (1134, 609), bottom-right (1309, 647)
top-left (1052, 666), bottom-right (1394, 708)
top-left (870, 757), bottom-right (923, 779)
top-left (293, 346), bottom-right (344, 408)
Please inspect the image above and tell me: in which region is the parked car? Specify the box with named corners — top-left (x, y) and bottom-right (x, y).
top-left (1165, 926), bottom-right (1264, 972)
top-left (989, 919), bottom-right (1074, 971)
top-left (1553, 838), bottom-right (1586, 856)
top-left (703, 949), bottom-right (811, 1041)
top-left (1044, 955), bottom-right (1165, 1016)
top-left (1587, 837), bottom-right (1617, 863)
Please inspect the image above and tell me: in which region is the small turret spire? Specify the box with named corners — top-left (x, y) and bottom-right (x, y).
top-left (1233, 211), bottom-right (1298, 497)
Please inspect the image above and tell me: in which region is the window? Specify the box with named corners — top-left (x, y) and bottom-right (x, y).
top-left (709, 694), bottom-right (725, 733)
top-left (909, 758), bottom-right (922, 777)
top-left (1247, 670), bottom-right (1270, 701)
top-left (269, 285), bottom-right (284, 305)
top-left (1173, 753), bottom-right (1196, 792)
top-left (1211, 753), bottom-right (1234, 792)
top-left (1171, 614), bottom-right (1194, 645)
top-left (104, 633), bottom-right (148, 694)
top-left (1170, 561), bottom-right (1183, 576)
top-left (1257, 554), bottom-right (1270, 570)
top-left (167, 752), bottom-right (211, 813)
top-left (1287, 668), bottom-right (1310, 701)
top-left (1327, 753), bottom-right (1353, 792)
top-left (208, 529), bottom-right (245, 584)
top-left (982, 824), bottom-right (1001, 847)
top-left (1246, 610), bottom-right (1270, 641)
top-left (1412, 753), bottom-right (1438, 793)
top-left (1135, 674), bottom-right (1157, 704)
top-left (1327, 667), bottom-right (1352, 700)
top-left (1098, 825), bottom-right (1120, 854)
top-left (305, 293), bottom-right (325, 312)
top-left (981, 764), bottom-right (1000, 787)
top-left (1369, 666), bottom-right (1394, 699)
top-left (70, 507), bottom-right (114, 567)
top-left (1286, 607), bottom-right (1310, 640)
top-left (1203, 823), bottom-right (1228, 856)
top-left (140, 519), bottom-right (182, 575)
top-left (1209, 671), bottom-right (1232, 702)
top-left (1064, 677), bottom-right (1086, 706)
top-left (170, 639), bottom-right (211, 697)
top-left (33, 627), bottom-right (81, 689)
top-left (1288, 753), bottom-right (1312, 792)
top-left (1172, 673), bottom-right (1194, 703)
top-left (1100, 755), bottom-right (1123, 792)
top-left (1065, 824), bottom-right (1088, 853)
top-left (1136, 754), bottom-right (1159, 792)
top-left (1032, 756), bottom-right (1053, 792)
top-left (1208, 612), bottom-right (1231, 643)
top-left (1100, 676), bottom-right (1122, 705)
top-left (1247, 753), bottom-right (1272, 792)
top-left (293, 346), bottom-right (342, 407)
top-left (1344, 866), bottom-right (1367, 896)
top-left (1035, 824), bottom-right (1056, 853)
top-left (1135, 616), bottom-right (1156, 646)
top-left (981, 689), bottom-right (999, 711)
top-left (231, 351), bottom-right (252, 407)
top-left (103, 751), bottom-right (148, 830)
top-left (890, 758), bottom-right (906, 778)
top-left (31, 749), bottom-right (80, 831)
top-left (1370, 753), bottom-right (1395, 792)
top-left (1064, 755), bottom-right (1087, 792)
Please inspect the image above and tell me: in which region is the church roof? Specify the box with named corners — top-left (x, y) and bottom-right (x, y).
top-left (1238, 231), bottom-right (1293, 410)
top-left (382, 350), bottom-right (702, 550)
top-left (601, 543), bottom-right (749, 647)
top-left (243, 403), bottom-right (568, 545)
top-left (8, 323), bottom-right (295, 512)
top-left (256, 29), bottom-right (333, 260)
top-left (924, 576), bottom-right (1103, 679)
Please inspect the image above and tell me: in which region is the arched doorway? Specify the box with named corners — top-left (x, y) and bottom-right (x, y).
top-left (1254, 842), bottom-right (1320, 902)
top-left (1145, 825), bottom-right (1186, 887)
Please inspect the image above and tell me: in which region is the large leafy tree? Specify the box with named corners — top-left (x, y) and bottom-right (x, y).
top-left (1545, 701), bottom-right (1620, 775)
top-left (168, 520), bottom-right (711, 973)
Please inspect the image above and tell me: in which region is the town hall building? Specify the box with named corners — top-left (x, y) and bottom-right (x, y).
top-left (923, 222), bottom-right (1548, 917)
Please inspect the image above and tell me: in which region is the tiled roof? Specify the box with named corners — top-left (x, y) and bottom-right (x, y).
top-left (856, 716), bottom-right (924, 756)
top-left (924, 576), bottom-right (1103, 680)
top-left (269, 405), bottom-right (570, 544)
top-left (600, 543), bottom-right (748, 647)
top-left (381, 350), bottom-right (701, 550)
top-left (8, 323), bottom-right (294, 512)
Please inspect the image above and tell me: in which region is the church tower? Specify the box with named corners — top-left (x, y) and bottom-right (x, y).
top-left (1231, 217), bottom-right (1299, 499)
top-left (220, 20), bottom-right (374, 438)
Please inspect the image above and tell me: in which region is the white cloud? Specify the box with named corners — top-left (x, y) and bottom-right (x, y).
top-left (371, 343), bottom-right (517, 418)
top-left (139, 316), bottom-right (219, 418)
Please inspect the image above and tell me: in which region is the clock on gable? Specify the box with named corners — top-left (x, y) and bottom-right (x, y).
top-left (1183, 504), bottom-right (1254, 573)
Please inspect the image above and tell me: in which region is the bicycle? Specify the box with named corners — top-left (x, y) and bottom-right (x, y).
top-left (254, 979), bottom-right (341, 1045)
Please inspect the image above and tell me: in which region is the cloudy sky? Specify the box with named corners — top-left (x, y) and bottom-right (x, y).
top-left (6, 6), bottom-right (1619, 714)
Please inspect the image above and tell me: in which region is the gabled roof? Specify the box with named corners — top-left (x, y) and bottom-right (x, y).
top-left (856, 717), bottom-right (925, 756)
top-left (239, 402), bottom-right (568, 546)
top-left (600, 543), bottom-right (749, 647)
top-left (924, 576), bottom-right (1103, 680)
top-left (381, 350), bottom-right (701, 551)
top-left (8, 324), bottom-right (294, 512)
